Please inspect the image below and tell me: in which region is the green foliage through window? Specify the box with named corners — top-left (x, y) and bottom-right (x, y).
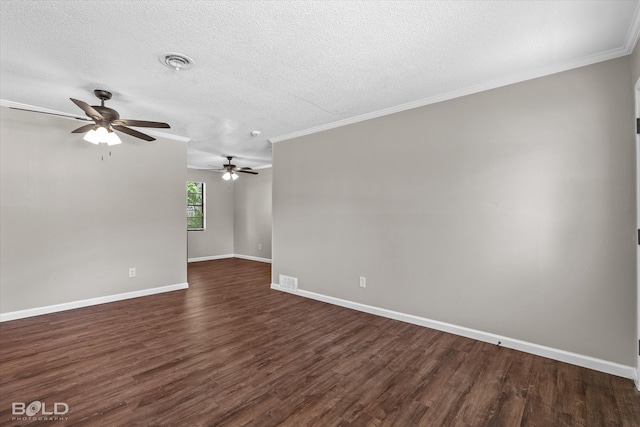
top-left (187, 181), bottom-right (205, 230)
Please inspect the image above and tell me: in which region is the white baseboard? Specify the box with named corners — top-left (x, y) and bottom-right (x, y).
top-left (188, 254), bottom-right (272, 264)
top-left (188, 254), bottom-right (234, 263)
top-left (270, 284), bottom-right (636, 381)
top-left (0, 282), bottom-right (189, 322)
top-left (234, 254), bottom-right (272, 264)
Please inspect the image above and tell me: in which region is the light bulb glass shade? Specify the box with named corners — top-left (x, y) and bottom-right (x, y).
top-left (95, 126), bottom-right (109, 142)
top-left (222, 171), bottom-right (231, 181)
top-left (106, 130), bottom-right (122, 146)
top-left (231, 172), bottom-right (239, 180)
top-left (83, 126), bottom-right (119, 145)
top-left (83, 128), bottom-right (100, 144)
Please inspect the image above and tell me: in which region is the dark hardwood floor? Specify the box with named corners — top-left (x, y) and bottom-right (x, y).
top-left (1, 258), bottom-right (638, 426)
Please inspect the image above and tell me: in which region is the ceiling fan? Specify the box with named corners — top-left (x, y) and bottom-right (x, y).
top-left (11, 89), bottom-right (170, 144)
top-left (210, 156), bottom-right (259, 181)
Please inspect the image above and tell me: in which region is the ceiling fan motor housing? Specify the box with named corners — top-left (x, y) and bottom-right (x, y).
top-left (91, 106), bottom-right (120, 121)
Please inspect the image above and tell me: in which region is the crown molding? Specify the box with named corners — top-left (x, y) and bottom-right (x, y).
top-left (270, 45), bottom-right (636, 145)
top-left (624, 0), bottom-right (640, 54)
top-left (1, 99), bottom-right (83, 118)
top-left (140, 128), bottom-right (190, 143)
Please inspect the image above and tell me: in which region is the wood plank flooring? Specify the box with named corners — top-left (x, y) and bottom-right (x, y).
top-left (1, 258), bottom-right (638, 426)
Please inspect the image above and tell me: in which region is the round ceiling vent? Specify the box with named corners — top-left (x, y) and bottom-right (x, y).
top-left (159, 53), bottom-right (194, 71)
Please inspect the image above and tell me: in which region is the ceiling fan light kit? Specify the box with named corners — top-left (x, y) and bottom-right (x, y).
top-left (222, 171), bottom-right (239, 181)
top-left (83, 126), bottom-right (122, 145)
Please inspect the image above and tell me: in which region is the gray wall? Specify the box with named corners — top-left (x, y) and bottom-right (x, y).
top-left (234, 167), bottom-right (272, 259)
top-left (186, 167), bottom-right (272, 261)
top-left (0, 107), bottom-right (187, 313)
top-left (631, 41), bottom-right (640, 84)
top-left (186, 169), bottom-right (234, 259)
top-left (272, 57), bottom-right (636, 366)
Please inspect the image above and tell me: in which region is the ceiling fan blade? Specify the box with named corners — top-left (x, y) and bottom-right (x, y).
top-left (113, 119), bottom-right (170, 128)
top-left (10, 107), bottom-right (92, 121)
top-left (70, 98), bottom-right (103, 120)
top-left (237, 169), bottom-right (258, 175)
top-left (71, 124), bottom-right (96, 133)
top-left (112, 124), bottom-right (155, 141)
top-left (237, 167), bottom-right (254, 171)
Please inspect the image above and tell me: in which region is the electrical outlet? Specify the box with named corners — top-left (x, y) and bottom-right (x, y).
top-left (359, 277), bottom-right (366, 288)
top-left (258, 243), bottom-right (262, 250)
top-left (129, 268), bottom-right (136, 278)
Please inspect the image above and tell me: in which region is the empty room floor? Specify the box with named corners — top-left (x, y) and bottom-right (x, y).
top-left (1, 258), bottom-right (638, 426)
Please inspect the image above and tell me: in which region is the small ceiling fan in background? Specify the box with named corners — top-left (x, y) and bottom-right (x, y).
top-left (208, 156), bottom-right (259, 180)
top-left (11, 89), bottom-right (171, 144)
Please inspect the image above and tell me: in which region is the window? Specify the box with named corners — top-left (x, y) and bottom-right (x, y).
top-left (187, 181), bottom-right (205, 230)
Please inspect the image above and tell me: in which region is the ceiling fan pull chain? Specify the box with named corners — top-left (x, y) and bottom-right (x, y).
top-left (99, 144), bottom-right (112, 161)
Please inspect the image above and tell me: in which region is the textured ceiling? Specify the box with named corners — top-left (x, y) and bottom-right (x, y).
top-left (1, 1), bottom-right (639, 169)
